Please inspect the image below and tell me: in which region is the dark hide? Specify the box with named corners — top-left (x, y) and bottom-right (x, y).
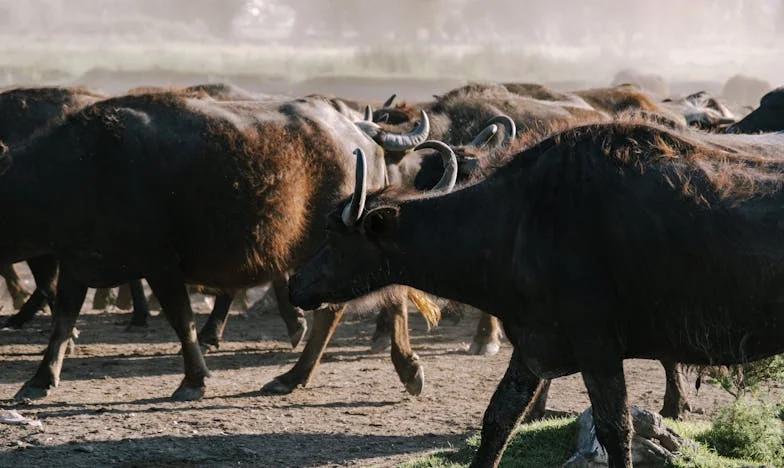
top-left (0, 86), bottom-right (147, 329)
top-left (1, 93), bottom-right (392, 401)
top-left (289, 121), bottom-right (784, 467)
top-left (726, 87), bottom-right (784, 134)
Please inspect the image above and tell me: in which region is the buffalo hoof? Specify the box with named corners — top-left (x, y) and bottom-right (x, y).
top-left (370, 335), bottom-right (391, 354)
top-left (404, 366), bottom-right (424, 396)
top-left (199, 342), bottom-right (219, 354)
top-left (660, 401), bottom-right (692, 420)
top-left (171, 383), bottom-right (205, 401)
top-left (260, 378), bottom-right (295, 395)
top-left (196, 333), bottom-right (219, 354)
top-left (289, 319), bottom-right (307, 349)
top-left (468, 341), bottom-right (501, 356)
top-left (14, 383), bottom-right (52, 401)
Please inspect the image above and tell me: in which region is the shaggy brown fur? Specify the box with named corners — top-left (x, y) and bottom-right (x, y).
top-left (126, 83), bottom-right (262, 101)
top-left (2, 92), bottom-right (398, 402)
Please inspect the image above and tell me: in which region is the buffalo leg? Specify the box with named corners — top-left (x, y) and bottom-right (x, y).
top-left (468, 312), bottom-right (502, 356)
top-left (126, 280), bottom-right (151, 329)
top-left (14, 268), bottom-right (87, 401)
top-left (2, 256), bottom-right (58, 329)
top-left (116, 284), bottom-right (133, 310)
top-left (470, 349), bottom-right (546, 468)
top-left (523, 379), bottom-right (551, 422)
top-left (231, 288), bottom-right (251, 311)
top-left (271, 274), bottom-right (307, 349)
top-left (197, 292), bottom-right (235, 352)
top-left (581, 367), bottom-right (632, 468)
top-left (370, 305), bottom-right (393, 353)
top-left (146, 275), bottom-right (210, 401)
top-left (386, 298), bottom-right (424, 396)
top-left (92, 287), bottom-right (116, 310)
top-left (0, 263), bottom-right (30, 309)
top-left (660, 360), bottom-right (691, 419)
top-left (262, 303), bottom-right (345, 394)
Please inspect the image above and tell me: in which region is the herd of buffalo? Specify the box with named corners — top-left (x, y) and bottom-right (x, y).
top-left (1, 77), bottom-right (783, 467)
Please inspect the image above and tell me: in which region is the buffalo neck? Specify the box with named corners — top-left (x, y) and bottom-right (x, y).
top-left (393, 176), bottom-right (524, 313)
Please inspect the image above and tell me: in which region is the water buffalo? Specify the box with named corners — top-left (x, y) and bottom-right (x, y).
top-left (610, 68), bottom-right (670, 97)
top-left (377, 82), bottom-right (606, 146)
top-left (289, 122), bottom-right (784, 467)
top-left (2, 92), bottom-right (430, 402)
top-left (726, 87), bottom-right (784, 134)
top-left (661, 90), bottom-right (737, 132)
top-left (721, 74), bottom-right (772, 108)
top-left (0, 86), bottom-right (149, 329)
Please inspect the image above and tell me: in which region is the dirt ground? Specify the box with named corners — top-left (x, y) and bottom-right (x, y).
top-left (1, 275), bottom-right (779, 468)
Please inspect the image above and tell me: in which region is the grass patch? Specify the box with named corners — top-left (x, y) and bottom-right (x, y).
top-left (694, 400), bottom-right (784, 466)
top-left (404, 410), bottom-right (783, 468)
top-left (400, 417), bottom-right (576, 468)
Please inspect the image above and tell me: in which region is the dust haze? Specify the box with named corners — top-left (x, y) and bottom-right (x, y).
top-left (1, 0), bottom-right (782, 99)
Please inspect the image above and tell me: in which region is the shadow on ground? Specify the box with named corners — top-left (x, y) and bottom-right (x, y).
top-left (0, 431), bottom-right (470, 468)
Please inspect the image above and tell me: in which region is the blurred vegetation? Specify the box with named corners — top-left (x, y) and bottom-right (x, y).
top-left (401, 413), bottom-right (781, 468)
top-left (706, 354), bottom-right (784, 399)
top-left (695, 400), bottom-right (784, 466)
top-left (0, 0), bottom-right (781, 45)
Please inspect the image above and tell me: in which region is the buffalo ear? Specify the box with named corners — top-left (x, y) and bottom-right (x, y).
top-left (362, 206), bottom-right (399, 239)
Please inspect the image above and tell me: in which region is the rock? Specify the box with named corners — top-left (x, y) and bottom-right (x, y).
top-left (565, 406), bottom-right (696, 467)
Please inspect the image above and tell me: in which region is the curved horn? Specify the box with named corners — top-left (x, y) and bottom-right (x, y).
top-left (363, 105), bottom-right (373, 122)
top-left (484, 115), bottom-right (516, 148)
top-left (378, 110), bottom-right (430, 151)
top-left (414, 140), bottom-right (457, 193)
top-left (382, 94), bottom-right (397, 108)
top-left (468, 124), bottom-right (499, 148)
top-left (342, 148), bottom-right (368, 226)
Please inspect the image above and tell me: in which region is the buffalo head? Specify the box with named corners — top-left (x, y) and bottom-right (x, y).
top-left (290, 142), bottom-right (457, 309)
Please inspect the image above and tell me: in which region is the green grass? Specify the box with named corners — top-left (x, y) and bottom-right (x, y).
top-left (403, 413), bottom-right (783, 468)
top-left (400, 417), bottom-right (577, 468)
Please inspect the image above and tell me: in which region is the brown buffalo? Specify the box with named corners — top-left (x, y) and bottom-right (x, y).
top-left (2, 92), bottom-right (431, 402)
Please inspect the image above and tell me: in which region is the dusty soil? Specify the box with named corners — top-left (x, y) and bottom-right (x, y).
top-left (2, 282), bottom-right (779, 468)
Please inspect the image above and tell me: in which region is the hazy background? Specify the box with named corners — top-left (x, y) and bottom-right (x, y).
top-left (1, 0), bottom-right (782, 99)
